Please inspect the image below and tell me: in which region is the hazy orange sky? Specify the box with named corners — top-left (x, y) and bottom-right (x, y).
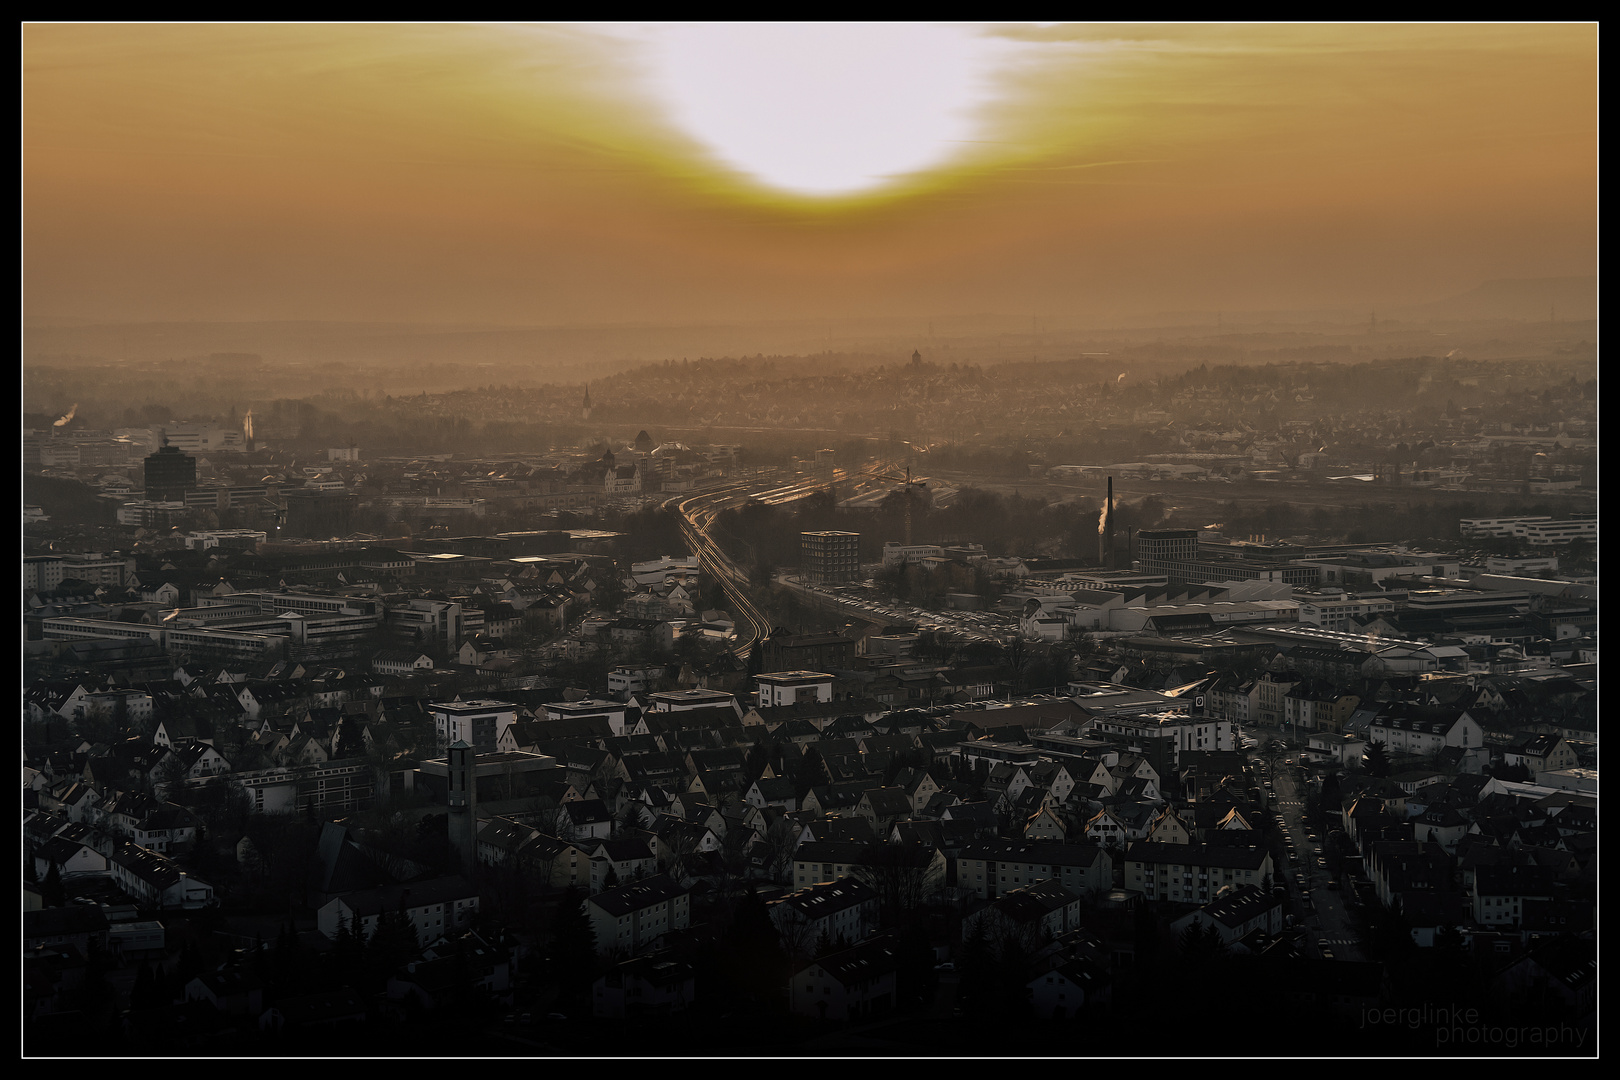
top-left (24, 23), bottom-right (1597, 326)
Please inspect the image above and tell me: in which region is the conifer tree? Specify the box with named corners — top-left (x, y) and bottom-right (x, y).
top-left (550, 886), bottom-right (598, 1006)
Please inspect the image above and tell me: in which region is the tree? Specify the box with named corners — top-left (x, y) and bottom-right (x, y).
top-left (591, 575), bottom-right (627, 614)
top-left (1025, 645), bottom-right (1074, 694)
top-left (151, 749), bottom-right (190, 799)
top-left (794, 746), bottom-right (830, 801)
top-left (74, 701), bottom-right (124, 746)
top-left (1489, 760), bottom-right (1531, 783)
top-left (914, 629), bottom-right (957, 665)
top-left (271, 920), bottom-right (307, 997)
top-left (1363, 740), bottom-right (1391, 778)
top-left (1373, 897), bottom-right (1416, 960)
top-left (612, 799), bottom-right (646, 839)
top-left (1177, 920), bottom-right (1229, 965)
top-left (1565, 536), bottom-right (1593, 572)
top-left (718, 888), bottom-right (788, 1008)
top-left (129, 960), bottom-right (162, 1011)
top-left (1318, 771), bottom-right (1343, 827)
top-left (328, 911), bottom-right (368, 988)
top-left (983, 917), bottom-right (1042, 1023)
top-left (956, 916), bottom-right (995, 1013)
top-left (364, 903), bottom-right (421, 991)
top-left (179, 774), bottom-right (250, 839)
top-left (549, 886), bottom-right (598, 1005)
top-left (749, 560), bottom-right (777, 591)
top-left (776, 910), bottom-right (822, 964)
top-left (762, 812), bottom-right (802, 885)
top-left (853, 845), bottom-right (944, 929)
top-left (71, 939), bottom-right (118, 1029)
top-left (1133, 898), bottom-right (1161, 966)
top-left (894, 919), bottom-right (938, 1010)
top-left (41, 861), bottom-right (65, 907)
top-left (813, 928), bottom-right (844, 958)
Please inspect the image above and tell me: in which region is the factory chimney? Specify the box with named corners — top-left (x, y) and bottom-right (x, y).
top-left (1100, 476), bottom-right (1115, 568)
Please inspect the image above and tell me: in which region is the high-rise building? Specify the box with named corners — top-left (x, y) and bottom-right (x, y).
top-left (143, 443), bottom-right (197, 501)
top-left (1135, 529), bottom-right (1199, 577)
top-left (802, 530), bottom-right (860, 584)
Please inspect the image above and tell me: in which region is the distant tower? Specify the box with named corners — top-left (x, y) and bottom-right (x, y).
top-left (582, 386), bottom-right (593, 421)
top-left (446, 740), bottom-right (477, 874)
top-left (911, 349), bottom-right (922, 367)
top-left (144, 436), bottom-right (197, 501)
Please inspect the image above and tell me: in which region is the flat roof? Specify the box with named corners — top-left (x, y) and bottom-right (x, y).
top-left (649, 689), bottom-right (735, 699)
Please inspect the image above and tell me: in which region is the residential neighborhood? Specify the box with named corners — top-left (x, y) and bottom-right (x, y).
top-left (22, 417), bottom-right (1597, 1055)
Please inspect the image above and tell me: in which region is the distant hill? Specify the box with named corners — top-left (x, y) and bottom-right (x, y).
top-left (22, 319), bottom-right (919, 377)
top-left (1416, 276), bottom-right (1596, 322)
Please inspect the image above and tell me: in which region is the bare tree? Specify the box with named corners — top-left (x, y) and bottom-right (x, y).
top-left (853, 845), bottom-right (945, 928)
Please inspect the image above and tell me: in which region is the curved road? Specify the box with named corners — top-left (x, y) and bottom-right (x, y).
top-left (670, 462), bottom-right (961, 659)
top-left (671, 474), bottom-right (800, 659)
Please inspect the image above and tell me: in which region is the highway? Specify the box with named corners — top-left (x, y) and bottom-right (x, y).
top-left (671, 472), bottom-right (806, 659)
top-left (671, 464), bottom-right (930, 659)
top-left (777, 576), bottom-right (1015, 646)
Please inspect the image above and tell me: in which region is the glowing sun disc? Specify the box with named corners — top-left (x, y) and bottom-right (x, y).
top-left (640, 22), bottom-right (1009, 197)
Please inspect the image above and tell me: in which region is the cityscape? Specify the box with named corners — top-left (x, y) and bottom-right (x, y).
top-left (22, 23), bottom-right (1596, 1059)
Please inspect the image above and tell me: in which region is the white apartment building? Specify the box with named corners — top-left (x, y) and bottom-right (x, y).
top-left (587, 875), bottom-right (690, 958)
top-left (1519, 519), bottom-right (1596, 547)
top-left (1459, 516), bottom-right (1553, 538)
top-left (1459, 515), bottom-right (1594, 546)
top-left (317, 877), bottom-right (480, 946)
top-left (882, 543), bottom-right (944, 567)
top-left (755, 672), bottom-right (835, 708)
top-left (1367, 709), bottom-right (1482, 757)
top-left (1082, 710), bottom-right (1235, 762)
top-left (1296, 595), bottom-right (1399, 631)
top-left (429, 700), bottom-right (519, 753)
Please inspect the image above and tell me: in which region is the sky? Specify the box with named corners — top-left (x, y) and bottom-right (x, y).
top-left (23, 22), bottom-right (1598, 327)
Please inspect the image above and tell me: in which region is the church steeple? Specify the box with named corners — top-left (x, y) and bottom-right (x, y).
top-left (582, 385), bottom-right (593, 421)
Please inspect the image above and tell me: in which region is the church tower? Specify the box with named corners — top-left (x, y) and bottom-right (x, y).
top-left (582, 386), bottom-right (593, 421)
top-left (446, 740), bottom-right (477, 874)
